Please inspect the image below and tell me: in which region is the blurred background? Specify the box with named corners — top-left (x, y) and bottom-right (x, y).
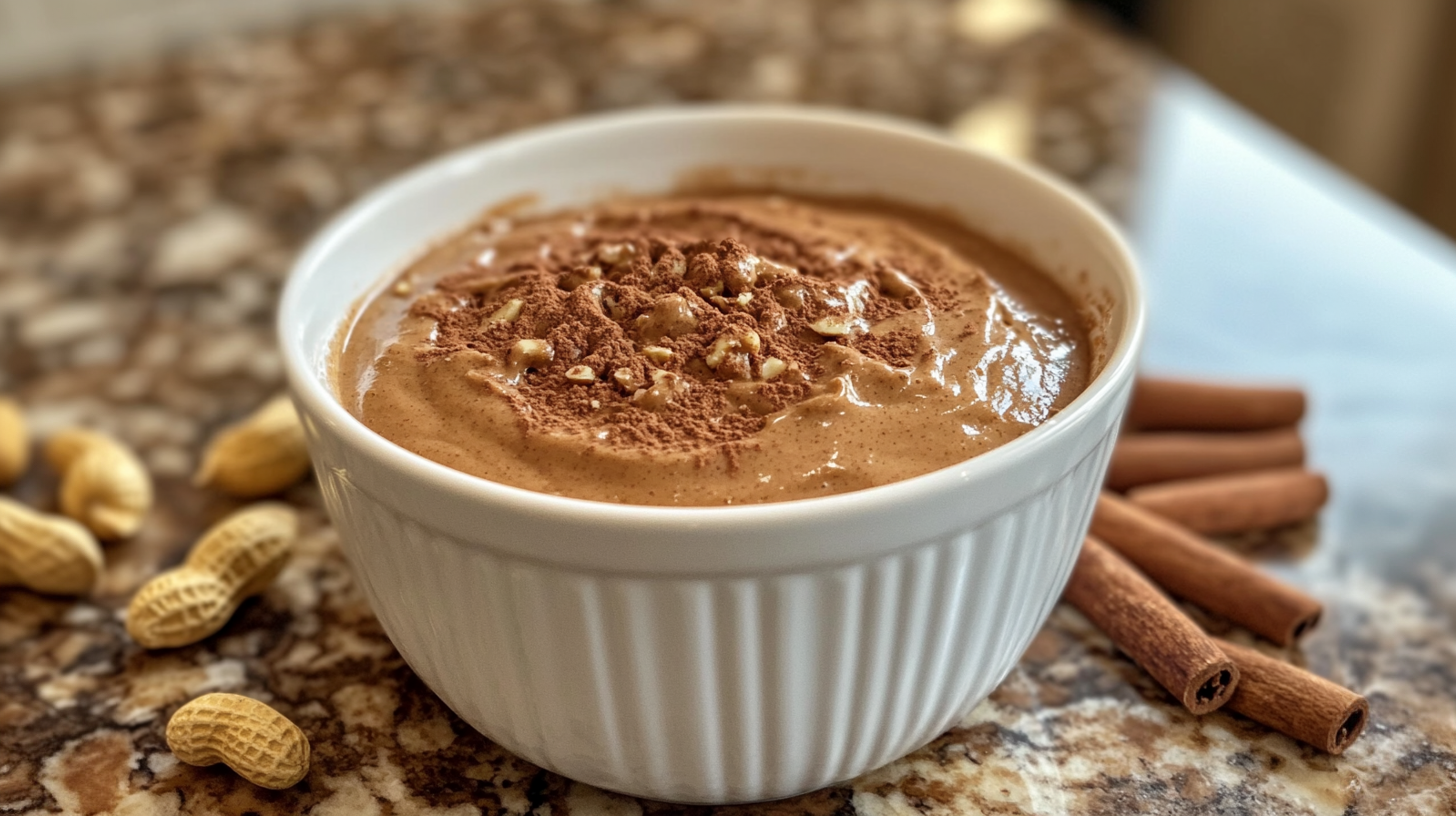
top-left (1134, 0), bottom-right (1456, 241)
top-left (1, 0), bottom-right (1453, 238)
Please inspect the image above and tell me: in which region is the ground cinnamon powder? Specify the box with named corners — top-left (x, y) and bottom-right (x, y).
top-left (412, 209), bottom-right (955, 455)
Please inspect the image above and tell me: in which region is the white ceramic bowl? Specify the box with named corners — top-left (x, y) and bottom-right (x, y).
top-left (280, 107), bottom-right (1143, 804)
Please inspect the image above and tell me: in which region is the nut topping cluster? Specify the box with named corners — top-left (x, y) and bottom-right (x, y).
top-left (413, 228), bottom-right (935, 450)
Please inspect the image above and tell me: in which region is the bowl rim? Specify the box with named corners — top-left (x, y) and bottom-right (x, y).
top-left (280, 104), bottom-right (1144, 531)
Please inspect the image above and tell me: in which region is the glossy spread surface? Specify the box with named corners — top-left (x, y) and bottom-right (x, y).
top-left (337, 194), bottom-right (1092, 505)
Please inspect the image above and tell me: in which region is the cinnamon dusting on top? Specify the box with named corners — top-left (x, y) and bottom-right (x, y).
top-left (410, 202), bottom-right (962, 454)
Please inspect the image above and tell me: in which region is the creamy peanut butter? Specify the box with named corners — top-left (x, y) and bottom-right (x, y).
top-left (337, 194), bottom-right (1092, 505)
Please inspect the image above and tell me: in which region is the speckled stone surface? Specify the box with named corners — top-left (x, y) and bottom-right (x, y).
top-left (1, 2), bottom-right (1453, 814)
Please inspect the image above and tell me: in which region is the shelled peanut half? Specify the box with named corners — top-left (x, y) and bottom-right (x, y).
top-left (1066, 375), bottom-right (1367, 755)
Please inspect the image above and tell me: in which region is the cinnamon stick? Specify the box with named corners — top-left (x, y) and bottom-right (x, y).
top-left (1128, 378), bottom-right (1306, 431)
top-left (1105, 429), bottom-right (1305, 491)
top-left (1218, 639), bottom-right (1369, 754)
top-left (1127, 467), bottom-right (1329, 535)
top-left (1065, 537), bottom-right (1240, 714)
top-left (1092, 492), bottom-right (1322, 645)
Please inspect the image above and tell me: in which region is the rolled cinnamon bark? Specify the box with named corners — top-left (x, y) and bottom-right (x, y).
top-left (1127, 467), bottom-right (1329, 535)
top-left (1128, 378), bottom-right (1306, 431)
top-left (1218, 639), bottom-right (1369, 754)
top-left (1092, 492), bottom-right (1322, 645)
top-left (1065, 537), bottom-right (1240, 715)
top-left (1105, 429), bottom-right (1305, 491)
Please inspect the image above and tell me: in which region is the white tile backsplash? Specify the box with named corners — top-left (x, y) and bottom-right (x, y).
top-left (0, 0), bottom-right (418, 81)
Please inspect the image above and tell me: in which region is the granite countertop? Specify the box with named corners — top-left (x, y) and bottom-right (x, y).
top-left (1, 1), bottom-right (1453, 814)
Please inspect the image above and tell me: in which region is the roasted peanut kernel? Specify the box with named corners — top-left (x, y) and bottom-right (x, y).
top-left (876, 266), bottom-right (918, 298)
top-left (596, 243), bottom-right (635, 264)
top-left (636, 294), bottom-right (698, 341)
top-left (635, 371), bottom-right (689, 410)
top-left (641, 346), bottom-right (673, 365)
top-left (704, 336), bottom-right (732, 369)
top-left (485, 299), bottom-right (524, 325)
top-left (391, 279), bottom-right (413, 297)
top-left (564, 365), bottom-right (596, 383)
top-left (699, 281), bottom-right (724, 298)
top-left (507, 339), bottom-right (554, 371)
top-left (760, 357), bottom-right (788, 380)
top-left (724, 256), bottom-right (760, 294)
top-left (740, 329), bottom-right (762, 354)
top-left (705, 329), bottom-right (761, 370)
top-left (560, 265), bottom-right (603, 290)
top-left (602, 294), bottom-right (627, 320)
top-left (613, 368), bottom-right (643, 391)
top-left (774, 283), bottom-right (808, 310)
top-left (755, 257), bottom-right (798, 282)
top-left (809, 315), bottom-right (857, 337)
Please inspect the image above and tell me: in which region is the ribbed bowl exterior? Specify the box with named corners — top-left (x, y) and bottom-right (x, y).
top-left (305, 415), bottom-right (1121, 803)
